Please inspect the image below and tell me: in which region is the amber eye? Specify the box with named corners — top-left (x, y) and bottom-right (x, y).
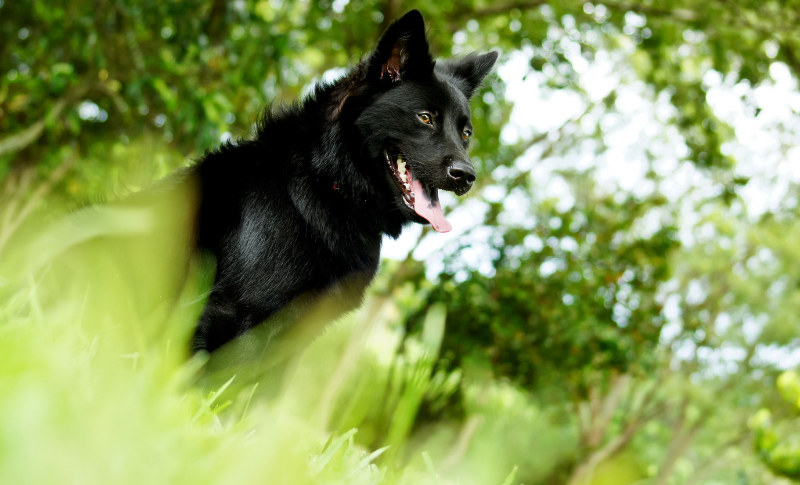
top-left (417, 112), bottom-right (432, 124)
top-left (462, 129), bottom-right (472, 140)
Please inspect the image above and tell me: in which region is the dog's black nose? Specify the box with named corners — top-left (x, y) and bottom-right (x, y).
top-left (448, 160), bottom-right (476, 191)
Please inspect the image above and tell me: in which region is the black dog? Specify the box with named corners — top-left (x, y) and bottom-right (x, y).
top-left (189, 10), bottom-right (497, 355)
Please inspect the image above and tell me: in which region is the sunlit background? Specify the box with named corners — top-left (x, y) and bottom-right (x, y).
top-left (2, 1), bottom-right (800, 484)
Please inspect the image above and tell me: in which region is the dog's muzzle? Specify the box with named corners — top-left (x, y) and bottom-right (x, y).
top-left (447, 160), bottom-right (477, 196)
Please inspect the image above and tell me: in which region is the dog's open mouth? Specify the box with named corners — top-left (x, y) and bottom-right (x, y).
top-left (384, 150), bottom-right (452, 233)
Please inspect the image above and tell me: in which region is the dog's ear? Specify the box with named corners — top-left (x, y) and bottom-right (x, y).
top-left (437, 51), bottom-right (499, 98)
top-left (368, 10), bottom-right (434, 83)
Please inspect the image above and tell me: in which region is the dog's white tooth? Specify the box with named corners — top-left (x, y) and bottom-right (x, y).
top-left (404, 183), bottom-right (411, 191)
top-left (400, 173), bottom-right (407, 183)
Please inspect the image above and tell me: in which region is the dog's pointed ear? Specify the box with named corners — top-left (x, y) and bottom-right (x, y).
top-left (368, 10), bottom-right (434, 83)
top-left (437, 51), bottom-right (499, 98)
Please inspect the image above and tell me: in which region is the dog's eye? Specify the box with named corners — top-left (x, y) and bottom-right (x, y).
top-left (462, 130), bottom-right (472, 140)
top-left (417, 113), bottom-right (433, 124)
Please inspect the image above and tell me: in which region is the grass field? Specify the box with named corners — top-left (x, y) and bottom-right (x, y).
top-left (0, 200), bottom-right (575, 485)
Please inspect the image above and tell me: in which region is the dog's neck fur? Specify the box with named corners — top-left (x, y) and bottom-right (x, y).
top-left (247, 64), bottom-right (406, 257)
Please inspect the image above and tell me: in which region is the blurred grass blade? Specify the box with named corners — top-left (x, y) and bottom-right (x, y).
top-left (422, 451), bottom-right (438, 477)
top-left (383, 304), bottom-right (447, 466)
top-left (191, 374), bottom-right (236, 423)
top-left (347, 446), bottom-right (390, 479)
top-left (311, 428), bottom-right (358, 475)
top-left (500, 466), bottom-right (519, 485)
top-left (421, 303), bottom-right (446, 356)
top-left (21, 207), bottom-right (153, 275)
top-left (239, 383), bottom-right (259, 423)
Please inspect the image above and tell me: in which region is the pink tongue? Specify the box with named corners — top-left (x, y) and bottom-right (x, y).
top-left (411, 178), bottom-right (452, 233)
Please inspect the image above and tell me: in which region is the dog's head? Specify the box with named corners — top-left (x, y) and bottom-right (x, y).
top-left (353, 10), bottom-right (497, 233)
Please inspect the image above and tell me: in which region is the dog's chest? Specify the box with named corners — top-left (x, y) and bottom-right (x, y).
top-left (319, 234), bottom-right (382, 291)
top-left (289, 237), bottom-right (381, 326)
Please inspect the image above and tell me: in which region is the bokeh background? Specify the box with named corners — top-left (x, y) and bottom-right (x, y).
top-left (3, 0), bottom-right (800, 484)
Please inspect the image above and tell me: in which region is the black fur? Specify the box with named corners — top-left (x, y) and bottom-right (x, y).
top-left (189, 10), bottom-right (497, 353)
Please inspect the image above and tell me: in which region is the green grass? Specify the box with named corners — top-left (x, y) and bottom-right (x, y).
top-left (0, 194), bottom-right (640, 485)
top-left (0, 199), bottom-right (537, 485)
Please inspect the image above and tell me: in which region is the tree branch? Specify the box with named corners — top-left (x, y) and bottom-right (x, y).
top-left (0, 153), bottom-right (77, 254)
top-left (567, 399), bottom-right (666, 485)
top-left (379, 0), bottom-right (403, 35)
top-left (473, 1), bottom-right (547, 17)
top-left (778, 42), bottom-right (800, 80)
top-left (611, 2), bottom-right (698, 21)
top-left (567, 413), bottom-right (649, 485)
top-left (652, 398), bottom-right (694, 485)
top-left (682, 430), bottom-right (749, 485)
top-left (204, 0), bottom-right (228, 45)
top-left (588, 374), bottom-right (632, 448)
top-left (0, 85), bottom-right (89, 158)
top-left (0, 80), bottom-right (126, 160)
